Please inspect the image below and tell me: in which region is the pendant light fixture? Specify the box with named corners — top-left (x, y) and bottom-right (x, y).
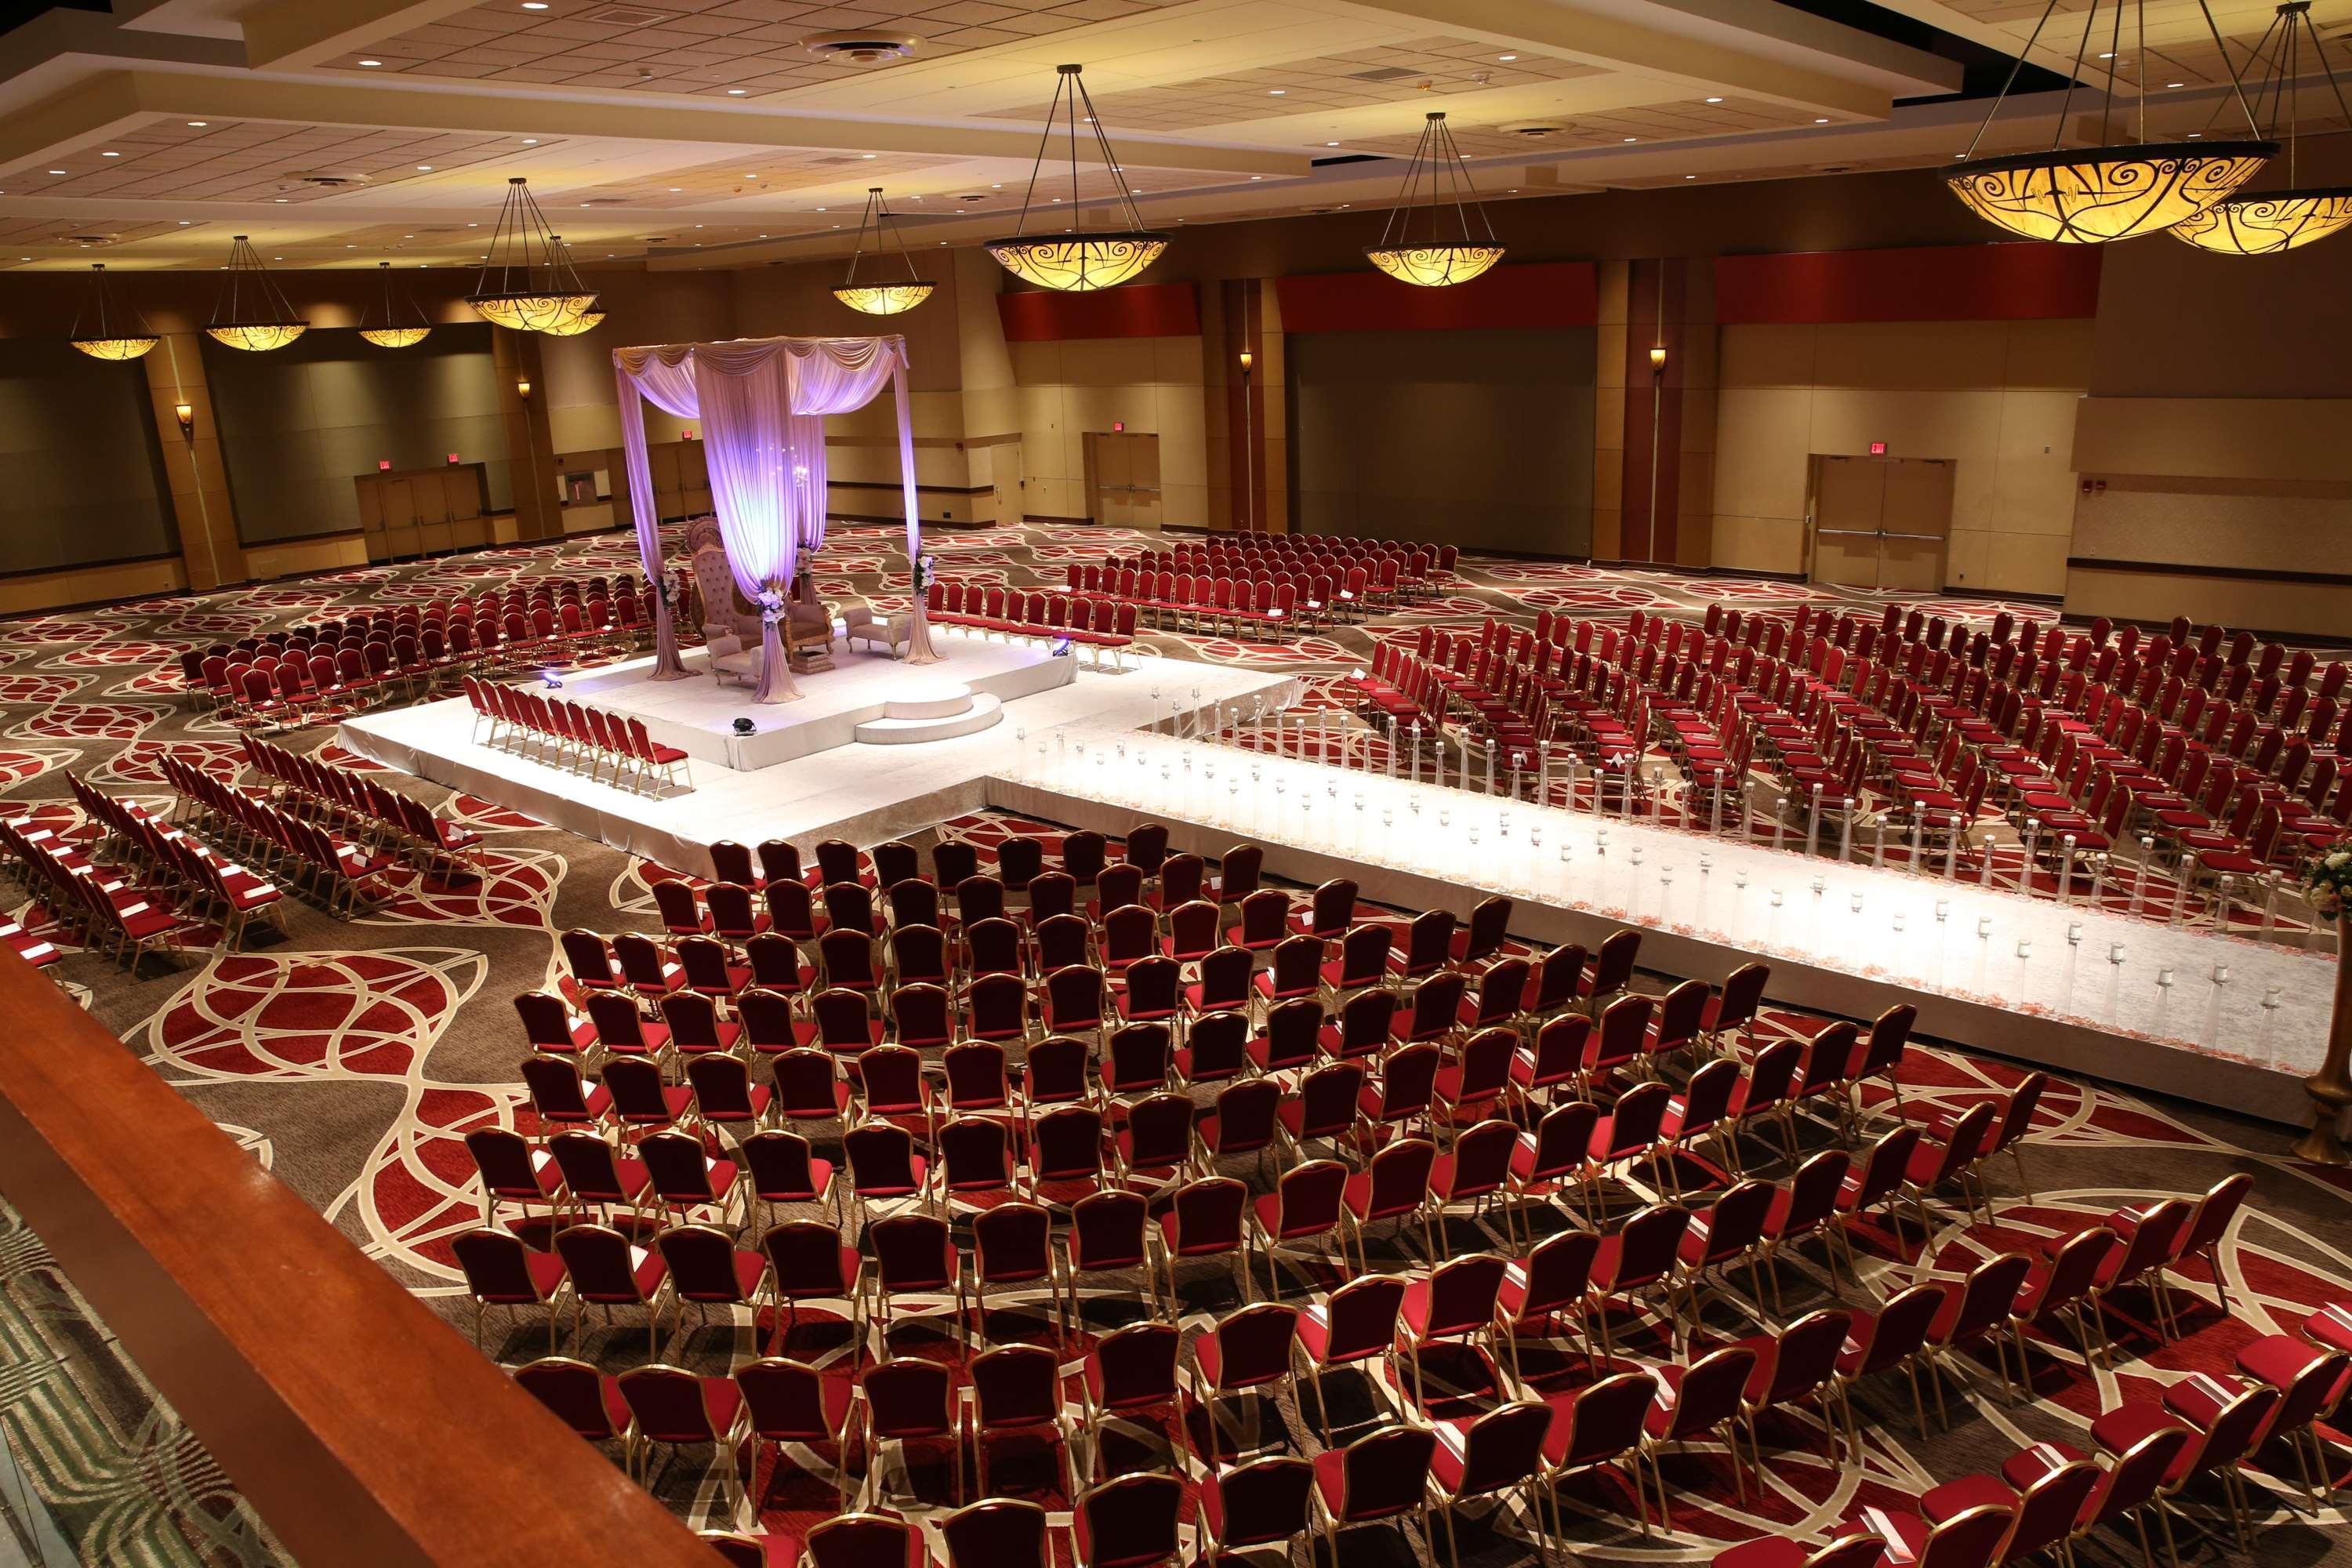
top-left (985, 64), bottom-right (1168, 293)
top-left (358, 260), bottom-right (432, 347)
top-left (1367, 111), bottom-right (1507, 286)
top-left (1946, 0), bottom-right (2273, 242)
top-left (205, 235), bottom-right (308, 351)
top-left (68, 263), bottom-right (158, 361)
top-left (533, 238), bottom-right (607, 336)
top-left (2171, 2), bottom-right (2352, 254)
top-left (466, 177), bottom-right (598, 332)
top-left (834, 187), bottom-right (934, 314)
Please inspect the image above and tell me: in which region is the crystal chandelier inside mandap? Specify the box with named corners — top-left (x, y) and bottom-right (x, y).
top-left (1946, 0), bottom-right (2274, 242)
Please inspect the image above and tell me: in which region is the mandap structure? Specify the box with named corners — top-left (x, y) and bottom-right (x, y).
top-left (612, 334), bottom-right (939, 701)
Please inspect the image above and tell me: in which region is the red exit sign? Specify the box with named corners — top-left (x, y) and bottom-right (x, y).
top-left (1868, 441), bottom-right (1888, 456)
top-left (378, 459), bottom-right (392, 470)
top-left (1112, 420), bottom-right (1126, 432)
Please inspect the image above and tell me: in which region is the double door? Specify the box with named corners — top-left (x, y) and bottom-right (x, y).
top-left (1808, 456), bottom-right (1953, 592)
top-left (1085, 432), bottom-right (1161, 529)
top-left (356, 465), bottom-right (488, 562)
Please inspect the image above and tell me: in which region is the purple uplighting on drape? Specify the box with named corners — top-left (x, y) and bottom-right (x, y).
top-left (612, 335), bottom-right (938, 704)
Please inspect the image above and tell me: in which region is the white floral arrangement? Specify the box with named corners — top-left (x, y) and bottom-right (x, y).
top-left (757, 590), bottom-right (786, 626)
top-left (2307, 840), bottom-right (2352, 920)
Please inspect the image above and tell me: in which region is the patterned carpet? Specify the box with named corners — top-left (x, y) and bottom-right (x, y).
top-left (3, 520), bottom-right (2347, 1568)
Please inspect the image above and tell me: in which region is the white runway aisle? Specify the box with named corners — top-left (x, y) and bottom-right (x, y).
top-left (989, 735), bottom-right (2332, 1127)
top-left (559, 637), bottom-right (1074, 769)
top-left (336, 634), bottom-right (1291, 880)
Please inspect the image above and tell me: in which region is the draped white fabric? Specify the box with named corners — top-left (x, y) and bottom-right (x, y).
top-left (612, 334), bottom-right (938, 703)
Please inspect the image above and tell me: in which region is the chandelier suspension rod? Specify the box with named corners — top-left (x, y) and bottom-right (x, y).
top-left (1072, 71), bottom-right (1151, 234)
top-left (2136, 0), bottom-right (2147, 143)
top-left (2096, 0), bottom-right (2124, 151)
top-left (1965, 0), bottom-right (2063, 159)
top-left (1378, 115), bottom-right (1436, 249)
top-left (2051, 0), bottom-right (2101, 152)
top-left (2198, 0), bottom-right (2269, 136)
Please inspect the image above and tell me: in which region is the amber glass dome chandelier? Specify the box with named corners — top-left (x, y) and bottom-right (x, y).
top-left (466, 177), bottom-right (599, 331)
top-left (205, 236), bottom-right (308, 351)
top-left (1366, 111), bottom-right (1507, 286)
top-left (68, 263), bottom-right (158, 361)
top-left (358, 260), bottom-right (432, 347)
top-left (1947, 0), bottom-right (2274, 242)
top-left (2172, 2), bottom-right (2352, 254)
top-left (533, 238), bottom-right (607, 336)
top-left (834, 187), bottom-right (935, 314)
top-left (985, 64), bottom-right (1169, 293)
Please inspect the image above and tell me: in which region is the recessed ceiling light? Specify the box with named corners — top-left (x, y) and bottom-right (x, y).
top-left (101, 151), bottom-right (119, 157)
top-left (1325, 140), bottom-right (1339, 147)
top-left (861, 153), bottom-right (877, 158)
top-left (990, 183), bottom-right (1002, 189)
top-left (1131, 187), bottom-right (1142, 194)
top-left (669, 187), bottom-right (682, 192)
top-left (275, 197), bottom-right (289, 202)
top-left (744, 172), bottom-right (758, 178)
top-left (16, 257), bottom-right (27, 262)
top-left (522, 1), bottom-right (548, 8)
top-left (522, 138), bottom-right (539, 144)
top-left (416, 165), bottom-right (433, 171)
top-left (1815, 117), bottom-right (1830, 124)
top-left (358, 58), bottom-right (381, 66)
top-left (2187, 131), bottom-right (2201, 138)
top-left (1269, 89), bottom-right (1285, 96)
top-left (2096, 51), bottom-right (2114, 58)
top-left (1621, 137), bottom-right (1635, 143)
top-left (2168, 81), bottom-right (2184, 87)
top-left (726, 88), bottom-right (746, 95)
top-left (815, 206), bottom-right (826, 212)
top-left (46, 169), bottom-right (64, 176)
top-left (187, 121), bottom-right (207, 126)
top-left (1704, 96), bottom-right (1722, 103)
top-left (1250, 174), bottom-right (1263, 180)
top-left (1497, 53), bottom-right (1518, 61)
top-left (179, 220), bottom-right (191, 225)
top-left (1685, 174), bottom-right (1697, 180)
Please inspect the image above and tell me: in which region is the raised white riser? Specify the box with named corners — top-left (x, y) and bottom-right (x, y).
top-left (881, 684), bottom-right (975, 720)
top-left (854, 693), bottom-right (1003, 745)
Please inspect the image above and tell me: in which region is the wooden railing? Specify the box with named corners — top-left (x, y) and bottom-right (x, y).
top-left (0, 949), bottom-right (713, 1568)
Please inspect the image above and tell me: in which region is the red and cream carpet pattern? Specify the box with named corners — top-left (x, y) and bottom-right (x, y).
top-left (4, 521), bottom-right (2347, 1567)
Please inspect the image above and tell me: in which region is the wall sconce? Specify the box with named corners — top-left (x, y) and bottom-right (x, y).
top-left (1237, 350), bottom-right (1254, 375)
top-left (514, 377), bottom-right (532, 400)
top-left (1648, 345), bottom-right (1668, 373)
top-left (173, 402), bottom-right (194, 437)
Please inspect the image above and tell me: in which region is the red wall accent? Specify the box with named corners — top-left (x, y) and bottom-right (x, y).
top-left (1274, 262), bottom-right (1598, 334)
top-left (1713, 244), bottom-right (2101, 325)
top-left (996, 281), bottom-right (1201, 341)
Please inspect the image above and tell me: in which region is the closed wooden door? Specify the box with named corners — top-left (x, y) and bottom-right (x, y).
top-left (992, 441), bottom-right (1023, 526)
top-left (678, 440), bottom-right (713, 517)
top-left (355, 474), bottom-right (390, 562)
top-left (650, 443), bottom-right (684, 520)
top-left (1808, 456), bottom-right (1953, 590)
top-left (381, 476), bottom-right (420, 560)
top-left (1125, 434), bottom-right (1161, 531)
top-left (413, 466), bottom-right (454, 555)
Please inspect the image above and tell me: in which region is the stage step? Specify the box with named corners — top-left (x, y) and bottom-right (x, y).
top-left (854, 691), bottom-right (1003, 745)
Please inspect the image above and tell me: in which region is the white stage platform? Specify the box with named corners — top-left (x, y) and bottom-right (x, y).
top-left (992, 737), bottom-right (2329, 1128)
top-left (336, 631), bottom-right (1294, 881)
top-left (555, 639), bottom-right (1073, 770)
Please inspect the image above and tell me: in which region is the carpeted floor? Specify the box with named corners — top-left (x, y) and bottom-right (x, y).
top-left (3, 520), bottom-right (2348, 1567)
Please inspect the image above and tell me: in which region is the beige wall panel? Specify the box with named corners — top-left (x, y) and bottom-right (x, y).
top-left (1980, 531), bottom-right (2069, 595)
top-left (1162, 481), bottom-right (1208, 529)
top-left (962, 385), bottom-right (1021, 439)
top-left (245, 535), bottom-right (368, 579)
top-left (1594, 386), bottom-right (1627, 451)
top-left (1676, 328), bottom-right (1718, 394)
top-left (2069, 488), bottom-right (2352, 572)
top-left (1060, 338), bottom-right (1158, 388)
top-left (954, 249), bottom-right (1016, 395)
top-left (1156, 391), bottom-right (1207, 488)
top-left (1716, 324), bottom-right (1817, 389)
top-left (1591, 508), bottom-right (1623, 559)
top-left (2072, 397), bottom-right (2352, 482)
top-left (1813, 321), bottom-right (2011, 390)
top-left (0, 558), bottom-right (185, 615)
top-left (1679, 390), bottom-right (1716, 456)
top-left (1064, 385), bottom-right (1137, 437)
top-left (1711, 388), bottom-right (1813, 523)
top-left (1152, 336), bottom-right (1206, 385)
top-left (1595, 261), bottom-right (1630, 327)
top-left (1711, 514), bottom-right (1806, 575)
top-left (1944, 528), bottom-right (1993, 590)
top-left (1805, 388), bottom-right (2005, 463)
top-left (1991, 390), bottom-right (2083, 535)
top-left (2002, 320), bottom-right (2096, 389)
top-left (1593, 453), bottom-right (1624, 515)
top-left (1007, 341), bottom-right (1062, 385)
top-left (2067, 566), bottom-right (2352, 637)
top-left (1596, 322), bottom-right (1628, 390)
top-left (1029, 477), bottom-right (1084, 518)
top-left (549, 404), bottom-right (621, 454)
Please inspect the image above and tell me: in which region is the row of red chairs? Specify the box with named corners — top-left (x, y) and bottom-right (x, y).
top-left (462, 676), bottom-right (692, 795)
top-left (921, 583), bottom-right (1137, 669)
top-left (67, 772), bottom-right (285, 949)
top-left (238, 736), bottom-right (484, 876)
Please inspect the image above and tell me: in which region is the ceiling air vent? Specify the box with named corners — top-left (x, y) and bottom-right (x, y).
top-left (802, 29), bottom-right (920, 65)
top-left (1347, 65), bottom-right (1419, 82)
top-left (1810, 163), bottom-right (1860, 174)
top-left (59, 232), bottom-right (119, 247)
top-left (282, 170), bottom-right (373, 189)
top-left (1497, 121), bottom-right (1571, 140)
top-left (582, 5), bottom-right (673, 24)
